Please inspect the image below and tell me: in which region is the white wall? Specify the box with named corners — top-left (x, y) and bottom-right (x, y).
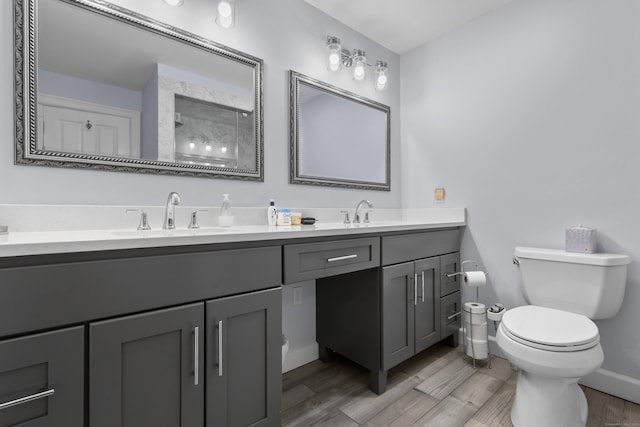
top-left (401, 0), bottom-right (640, 382)
top-left (0, 0), bottom-right (400, 208)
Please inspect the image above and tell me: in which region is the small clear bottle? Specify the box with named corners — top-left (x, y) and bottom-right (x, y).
top-left (218, 194), bottom-right (234, 227)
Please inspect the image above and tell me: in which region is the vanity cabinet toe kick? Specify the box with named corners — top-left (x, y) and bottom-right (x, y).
top-left (285, 228), bottom-right (462, 395)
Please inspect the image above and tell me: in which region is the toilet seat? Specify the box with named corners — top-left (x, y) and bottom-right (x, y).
top-left (501, 305), bottom-right (599, 352)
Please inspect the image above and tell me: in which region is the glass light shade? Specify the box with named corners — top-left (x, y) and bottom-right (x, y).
top-left (326, 36), bottom-right (342, 72)
top-left (374, 61), bottom-right (388, 91)
top-left (216, 0), bottom-right (234, 28)
top-left (352, 50), bottom-right (366, 81)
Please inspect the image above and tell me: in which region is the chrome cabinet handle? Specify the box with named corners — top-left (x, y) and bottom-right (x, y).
top-left (421, 271), bottom-right (425, 303)
top-left (413, 273), bottom-right (418, 306)
top-left (193, 326), bottom-right (199, 386)
top-left (0, 389), bottom-right (55, 410)
top-left (327, 254), bottom-right (357, 262)
top-left (447, 311), bottom-right (462, 320)
top-left (217, 320), bottom-right (223, 377)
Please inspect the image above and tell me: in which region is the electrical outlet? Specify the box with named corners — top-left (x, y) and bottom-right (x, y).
top-left (293, 286), bottom-right (303, 305)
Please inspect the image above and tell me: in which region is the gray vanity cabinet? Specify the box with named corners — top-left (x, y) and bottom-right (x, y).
top-left (89, 303), bottom-right (205, 427)
top-left (0, 326), bottom-right (84, 427)
top-left (206, 287), bottom-right (281, 427)
top-left (89, 287), bottom-right (282, 427)
top-left (381, 257), bottom-right (441, 371)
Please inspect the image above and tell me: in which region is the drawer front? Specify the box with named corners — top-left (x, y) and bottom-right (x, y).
top-left (440, 252), bottom-right (461, 297)
top-left (381, 229), bottom-right (460, 266)
top-left (284, 237), bottom-right (380, 284)
top-left (0, 246), bottom-right (281, 338)
top-left (440, 291), bottom-right (461, 340)
top-left (0, 326), bottom-right (84, 426)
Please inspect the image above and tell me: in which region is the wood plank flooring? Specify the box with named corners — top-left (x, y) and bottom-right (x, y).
top-left (282, 342), bottom-right (640, 426)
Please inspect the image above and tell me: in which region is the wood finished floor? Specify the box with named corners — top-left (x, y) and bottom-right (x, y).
top-left (282, 343), bottom-right (640, 427)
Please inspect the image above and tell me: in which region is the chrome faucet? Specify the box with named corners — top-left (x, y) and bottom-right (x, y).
top-left (353, 199), bottom-right (373, 224)
top-left (163, 192), bottom-right (182, 229)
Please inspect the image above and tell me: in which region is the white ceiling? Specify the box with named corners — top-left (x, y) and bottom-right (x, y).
top-left (303, 0), bottom-right (512, 55)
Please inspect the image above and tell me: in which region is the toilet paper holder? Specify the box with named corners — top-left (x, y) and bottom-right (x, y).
top-left (446, 260), bottom-right (488, 302)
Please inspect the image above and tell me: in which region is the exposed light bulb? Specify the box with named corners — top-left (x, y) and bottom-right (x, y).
top-left (326, 36), bottom-right (342, 72)
top-left (218, 1), bottom-right (232, 17)
top-left (188, 142), bottom-right (195, 150)
top-left (215, 0), bottom-right (234, 29)
top-left (221, 146), bottom-right (228, 153)
top-left (352, 50), bottom-right (366, 81)
top-left (205, 144), bottom-right (212, 152)
top-left (374, 61), bottom-right (388, 91)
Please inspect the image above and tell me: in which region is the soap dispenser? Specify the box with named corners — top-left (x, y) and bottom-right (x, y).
top-left (267, 199), bottom-right (277, 226)
top-left (218, 194), bottom-right (234, 227)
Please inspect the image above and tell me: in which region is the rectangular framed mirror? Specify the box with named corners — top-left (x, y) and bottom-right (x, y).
top-left (289, 71), bottom-right (390, 191)
top-left (14, 0), bottom-right (263, 180)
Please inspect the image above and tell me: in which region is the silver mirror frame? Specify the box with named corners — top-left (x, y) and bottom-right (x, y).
top-left (14, 0), bottom-right (264, 180)
top-left (289, 71), bottom-right (391, 191)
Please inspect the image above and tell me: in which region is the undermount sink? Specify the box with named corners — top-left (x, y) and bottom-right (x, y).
top-left (112, 227), bottom-right (229, 238)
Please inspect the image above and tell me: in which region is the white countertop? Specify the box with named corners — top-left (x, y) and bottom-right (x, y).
top-left (0, 206), bottom-right (465, 257)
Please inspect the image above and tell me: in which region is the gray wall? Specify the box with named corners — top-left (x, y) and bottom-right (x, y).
top-left (0, 0), bottom-right (401, 208)
top-left (401, 0), bottom-right (640, 381)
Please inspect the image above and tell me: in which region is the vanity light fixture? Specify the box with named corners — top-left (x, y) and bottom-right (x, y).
top-left (163, 0), bottom-right (184, 6)
top-left (216, 0), bottom-right (235, 29)
top-left (326, 36), bottom-right (389, 90)
top-left (374, 61), bottom-right (388, 91)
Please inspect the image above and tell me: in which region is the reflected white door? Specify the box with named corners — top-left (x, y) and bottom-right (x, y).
top-left (37, 94), bottom-right (140, 158)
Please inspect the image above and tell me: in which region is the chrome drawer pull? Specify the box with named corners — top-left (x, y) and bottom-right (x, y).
top-left (414, 274), bottom-right (418, 306)
top-left (421, 271), bottom-right (425, 303)
top-left (327, 254), bottom-right (358, 263)
top-left (0, 389), bottom-right (55, 410)
top-left (193, 326), bottom-right (199, 386)
top-left (217, 320), bottom-right (223, 377)
top-left (447, 311), bottom-right (462, 320)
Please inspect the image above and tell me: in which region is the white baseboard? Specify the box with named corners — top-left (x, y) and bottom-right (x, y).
top-left (282, 342), bottom-right (318, 373)
top-left (580, 368), bottom-right (640, 405)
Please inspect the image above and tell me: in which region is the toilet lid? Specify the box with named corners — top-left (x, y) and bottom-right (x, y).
top-left (502, 305), bottom-right (600, 352)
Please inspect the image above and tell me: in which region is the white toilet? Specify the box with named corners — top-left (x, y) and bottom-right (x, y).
top-left (497, 247), bottom-right (629, 427)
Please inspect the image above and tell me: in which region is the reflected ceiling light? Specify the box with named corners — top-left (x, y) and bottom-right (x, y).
top-left (216, 0), bottom-right (235, 29)
top-left (326, 35), bottom-right (389, 90)
top-left (163, 0), bottom-right (184, 6)
top-left (205, 144), bottom-right (213, 152)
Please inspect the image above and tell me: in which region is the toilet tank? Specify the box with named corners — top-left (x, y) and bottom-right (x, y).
top-left (514, 247), bottom-right (629, 319)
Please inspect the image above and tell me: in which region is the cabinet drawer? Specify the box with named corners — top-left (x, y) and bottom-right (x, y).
top-left (440, 291), bottom-right (461, 340)
top-left (284, 237), bottom-right (380, 283)
top-left (381, 229), bottom-right (460, 266)
top-left (440, 252), bottom-right (461, 297)
top-left (0, 326), bottom-right (84, 426)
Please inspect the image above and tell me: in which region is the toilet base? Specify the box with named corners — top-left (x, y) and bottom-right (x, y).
top-left (511, 370), bottom-right (588, 427)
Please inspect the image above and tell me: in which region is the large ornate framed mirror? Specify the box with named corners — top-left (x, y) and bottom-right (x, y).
top-left (14, 0), bottom-right (263, 180)
top-left (289, 71), bottom-right (390, 191)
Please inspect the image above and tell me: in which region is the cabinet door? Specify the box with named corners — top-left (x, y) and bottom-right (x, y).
top-left (206, 288), bottom-right (281, 427)
top-left (440, 252), bottom-right (461, 297)
top-left (0, 326), bottom-right (83, 427)
top-left (90, 303), bottom-right (204, 427)
top-left (381, 262), bottom-right (415, 370)
top-left (414, 257), bottom-right (441, 353)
